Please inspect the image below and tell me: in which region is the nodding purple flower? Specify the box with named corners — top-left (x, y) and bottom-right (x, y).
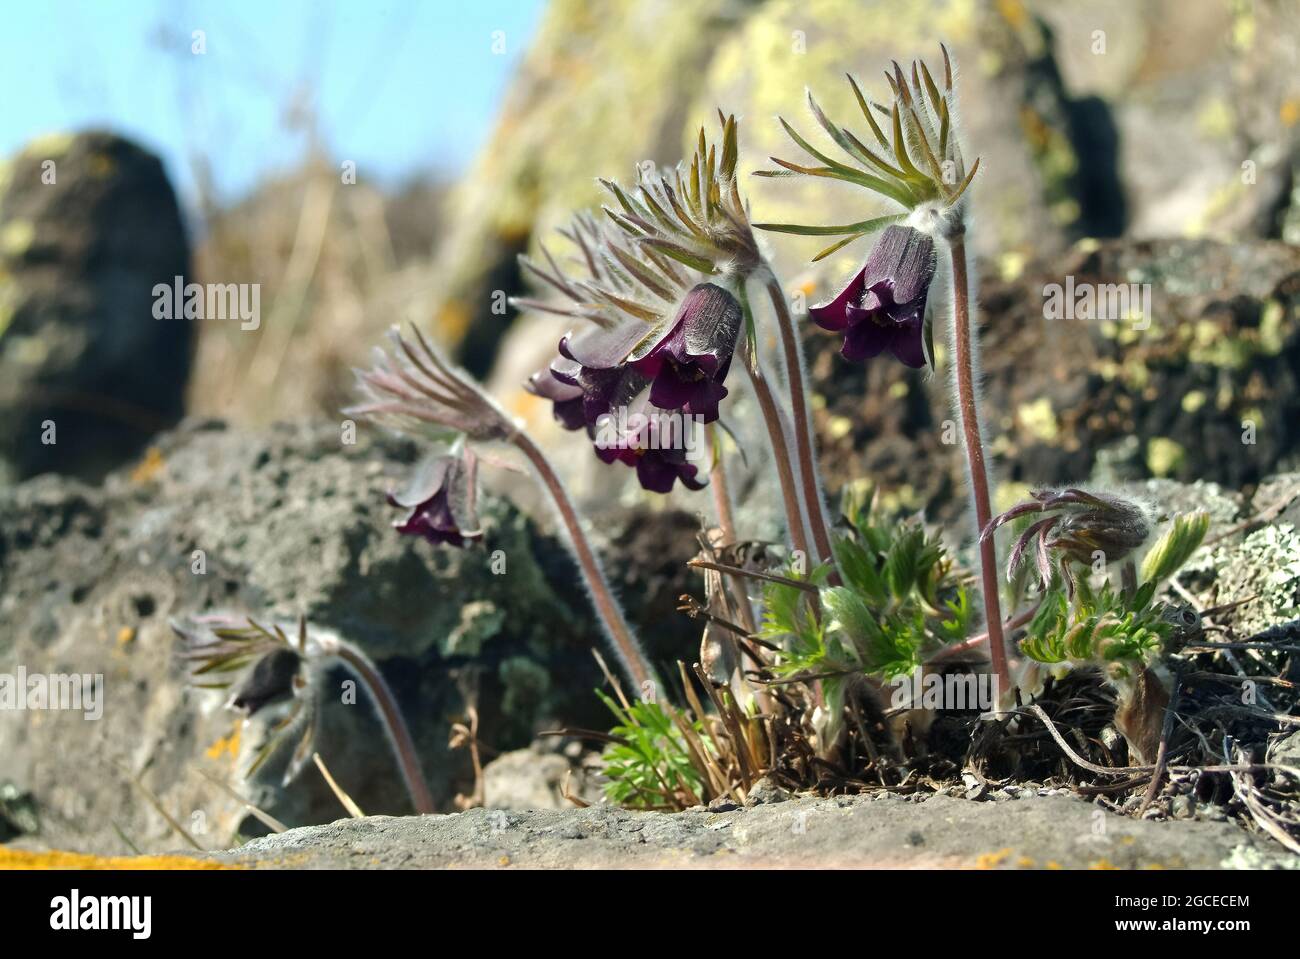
top-left (230, 646), bottom-right (303, 716)
top-left (387, 450), bottom-right (482, 547)
top-left (523, 283), bottom-right (738, 496)
top-left (629, 283), bottom-right (742, 423)
top-left (525, 366), bottom-right (586, 431)
top-left (548, 282), bottom-right (741, 426)
top-left (635, 448), bottom-right (707, 494)
top-left (810, 225), bottom-right (935, 369)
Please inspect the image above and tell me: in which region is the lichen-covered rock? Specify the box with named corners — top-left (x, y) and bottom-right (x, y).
top-left (809, 237), bottom-right (1300, 524)
top-left (1026, 0), bottom-right (1300, 240)
top-left (208, 792), bottom-right (1298, 869)
top-left (0, 419), bottom-right (701, 855)
top-left (443, 0), bottom-right (1300, 396)
top-left (0, 133), bottom-right (193, 483)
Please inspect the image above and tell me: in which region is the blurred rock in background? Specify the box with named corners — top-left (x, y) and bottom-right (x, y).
top-left (451, 0), bottom-right (1300, 517)
top-left (0, 133), bottom-right (192, 483)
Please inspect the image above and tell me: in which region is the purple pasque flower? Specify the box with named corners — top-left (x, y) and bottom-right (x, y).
top-left (525, 365), bottom-right (586, 431)
top-left (551, 320), bottom-right (650, 427)
top-left (590, 389), bottom-right (708, 494)
top-left (809, 225), bottom-right (936, 369)
top-left (387, 449), bottom-right (482, 547)
top-left (524, 283), bottom-right (736, 495)
top-left (628, 282), bottom-right (742, 422)
top-left (549, 282), bottom-right (741, 426)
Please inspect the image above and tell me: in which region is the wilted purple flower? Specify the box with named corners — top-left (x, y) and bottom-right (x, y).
top-left (630, 283), bottom-right (741, 422)
top-left (982, 487), bottom-right (1152, 595)
top-left (387, 450), bottom-right (482, 547)
top-left (809, 225), bottom-right (935, 368)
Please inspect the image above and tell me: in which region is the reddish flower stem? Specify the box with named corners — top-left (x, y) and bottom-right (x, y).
top-left (948, 235), bottom-right (1010, 691)
top-left (742, 358), bottom-right (814, 562)
top-left (333, 641), bottom-right (435, 814)
top-left (513, 430), bottom-right (655, 691)
top-left (737, 283), bottom-right (815, 561)
top-left (763, 272), bottom-right (836, 566)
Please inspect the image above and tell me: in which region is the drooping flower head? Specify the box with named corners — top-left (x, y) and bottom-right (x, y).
top-left (982, 488), bottom-right (1153, 595)
top-left (809, 225), bottom-right (935, 367)
top-left (754, 47), bottom-right (978, 370)
top-left (387, 449), bottom-right (482, 547)
top-left (513, 120), bottom-right (754, 494)
top-left (348, 326), bottom-right (515, 538)
top-left (174, 615), bottom-right (321, 783)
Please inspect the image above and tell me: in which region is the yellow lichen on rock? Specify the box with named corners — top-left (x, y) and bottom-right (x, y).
top-left (0, 847), bottom-right (237, 870)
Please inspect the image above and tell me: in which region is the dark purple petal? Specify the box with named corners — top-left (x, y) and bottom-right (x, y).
top-left (526, 368), bottom-right (586, 431)
top-left (633, 283), bottom-right (740, 422)
top-left (388, 452), bottom-right (482, 548)
top-left (885, 321), bottom-right (927, 368)
top-left (230, 647), bottom-right (301, 716)
top-left (840, 318), bottom-right (892, 362)
top-left (809, 268), bottom-right (866, 332)
top-left (634, 449), bottom-right (706, 494)
top-left (823, 226), bottom-right (936, 369)
top-left (861, 225), bottom-right (936, 305)
top-left (559, 320), bottom-right (648, 370)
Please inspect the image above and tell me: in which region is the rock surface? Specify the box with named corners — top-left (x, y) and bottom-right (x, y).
top-left (211, 793), bottom-right (1299, 869)
top-left (0, 418), bottom-right (700, 855)
top-left (0, 132), bottom-right (193, 483)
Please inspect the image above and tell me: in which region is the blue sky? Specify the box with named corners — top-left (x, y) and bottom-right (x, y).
top-left (0, 0), bottom-right (546, 209)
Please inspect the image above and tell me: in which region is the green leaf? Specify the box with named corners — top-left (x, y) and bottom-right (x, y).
top-left (1139, 511), bottom-right (1210, 584)
top-left (752, 214), bottom-right (904, 237)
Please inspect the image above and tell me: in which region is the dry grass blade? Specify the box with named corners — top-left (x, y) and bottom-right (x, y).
top-left (313, 752), bottom-right (366, 819)
top-left (194, 767), bottom-right (290, 834)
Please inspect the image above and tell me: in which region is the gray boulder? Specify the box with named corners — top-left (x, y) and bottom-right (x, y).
top-left (0, 132), bottom-right (193, 483)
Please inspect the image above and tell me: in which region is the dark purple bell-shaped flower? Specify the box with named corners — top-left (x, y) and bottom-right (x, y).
top-left (590, 391), bottom-right (709, 494)
top-left (553, 322), bottom-right (651, 426)
top-left (810, 225), bottom-right (935, 369)
top-left (630, 283), bottom-right (741, 422)
top-left (387, 450), bottom-right (482, 547)
top-left (525, 365), bottom-right (586, 431)
top-left (635, 447), bottom-right (708, 494)
top-left (230, 646), bottom-right (303, 716)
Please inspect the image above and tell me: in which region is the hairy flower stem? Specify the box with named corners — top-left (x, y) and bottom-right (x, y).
top-left (707, 422), bottom-right (757, 634)
top-left (948, 235), bottom-right (1010, 691)
top-left (741, 357), bottom-right (814, 562)
top-left (737, 282), bottom-right (814, 560)
top-left (762, 270), bottom-right (836, 566)
top-left (332, 641), bottom-right (435, 814)
top-left (512, 430), bottom-right (655, 690)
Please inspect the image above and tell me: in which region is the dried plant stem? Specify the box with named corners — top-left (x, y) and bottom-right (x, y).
top-left (706, 423), bottom-right (756, 634)
top-left (763, 271), bottom-right (836, 564)
top-left (333, 641), bottom-right (435, 814)
top-left (513, 430), bottom-right (655, 690)
top-left (948, 236), bottom-right (1009, 691)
